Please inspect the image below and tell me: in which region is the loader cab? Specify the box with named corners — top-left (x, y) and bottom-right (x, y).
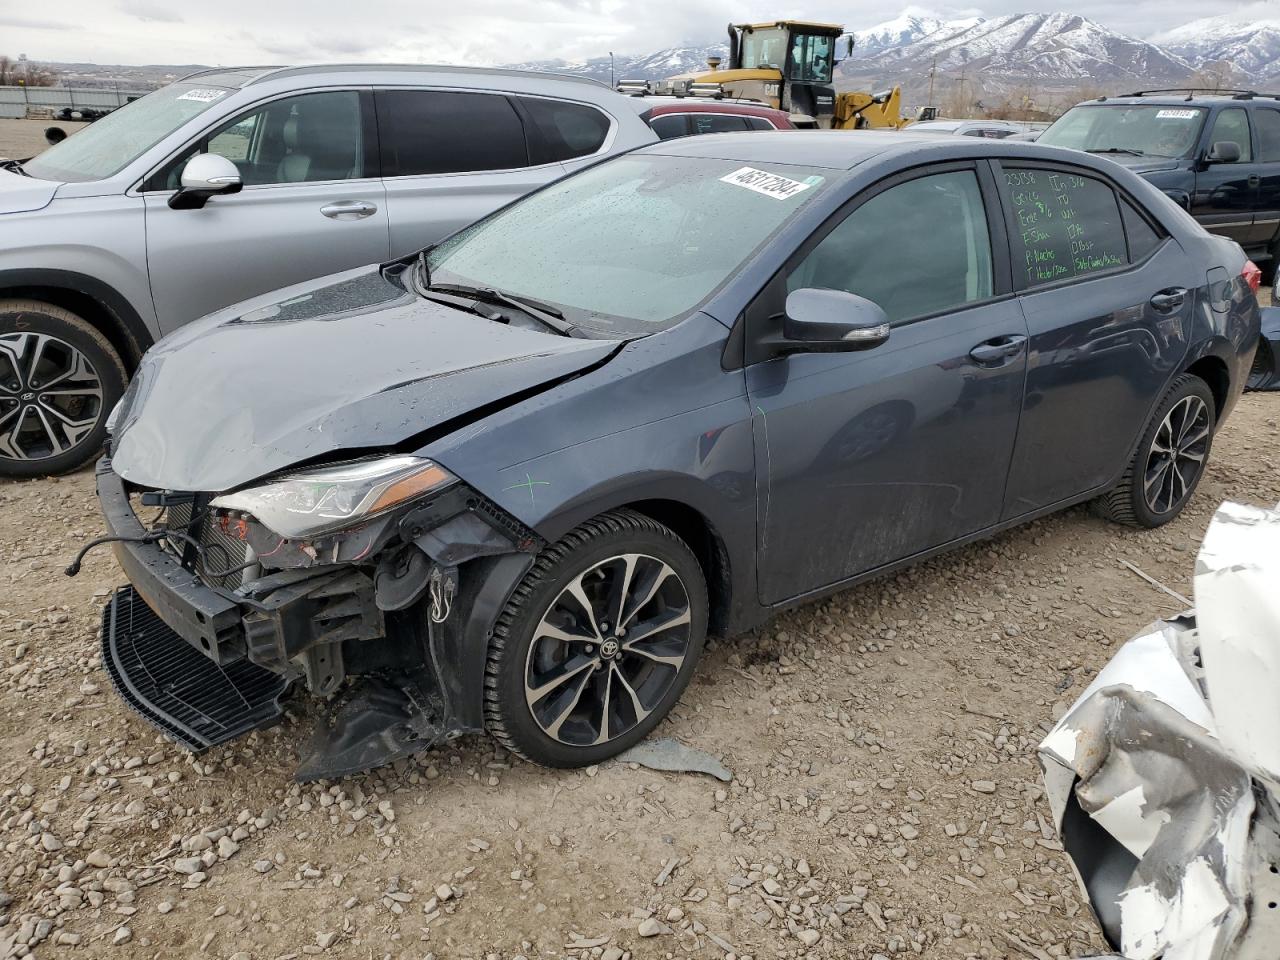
top-left (729, 21), bottom-right (848, 123)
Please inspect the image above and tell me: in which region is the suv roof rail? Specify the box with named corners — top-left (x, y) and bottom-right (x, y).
top-left (241, 63), bottom-right (612, 89)
top-left (1115, 87), bottom-right (1280, 101)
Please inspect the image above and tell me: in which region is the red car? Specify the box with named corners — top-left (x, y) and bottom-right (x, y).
top-left (626, 97), bottom-right (796, 139)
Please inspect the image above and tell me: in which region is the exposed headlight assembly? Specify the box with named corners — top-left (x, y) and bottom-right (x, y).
top-left (211, 456), bottom-right (456, 539)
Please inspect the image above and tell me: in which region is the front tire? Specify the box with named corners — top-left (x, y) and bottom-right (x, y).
top-left (1095, 374), bottom-right (1216, 528)
top-left (0, 300), bottom-right (126, 477)
top-left (484, 510), bottom-right (707, 767)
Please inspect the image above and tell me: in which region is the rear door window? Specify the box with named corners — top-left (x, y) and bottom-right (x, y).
top-left (1256, 108), bottom-right (1280, 162)
top-left (998, 166), bottom-right (1129, 287)
top-left (746, 116), bottom-right (777, 130)
top-left (517, 96), bottom-right (611, 164)
top-left (376, 90), bottom-right (528, 176)
top-left (691, 114), bottom-right (752, 135)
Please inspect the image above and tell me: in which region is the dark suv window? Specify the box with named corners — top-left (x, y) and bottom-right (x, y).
top-left (1256, 108), bottom-right (1280, 162)
top-left (1208, 108), bottom-right (1251, 162)
top-left (999, 167), bottom-right (1128, 287)
top-left (787, 169), bottom-right (993, 323)
top-left (518, 97), bottom-right (610, 164)
top-left (376, 90), bottom-right (527, 176)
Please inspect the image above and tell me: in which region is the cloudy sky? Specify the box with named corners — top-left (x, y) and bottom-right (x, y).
top-left (2, 0), bottom-right (1276, 67)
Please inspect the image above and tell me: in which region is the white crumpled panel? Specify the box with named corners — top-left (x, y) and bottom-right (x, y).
top-left (1038, 502), bottom-right (1280, 960)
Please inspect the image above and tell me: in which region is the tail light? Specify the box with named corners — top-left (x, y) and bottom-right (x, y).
top-left (1243, 260), bottom-right (1262, 295)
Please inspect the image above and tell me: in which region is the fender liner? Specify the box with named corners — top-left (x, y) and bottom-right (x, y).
top-left (0, 268), bottom-right (155, 366)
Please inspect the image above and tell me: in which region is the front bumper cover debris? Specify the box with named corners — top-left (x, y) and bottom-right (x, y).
top-left (94, 456), bottom-right (540, 780)
top-left (102, 585), bottom-right (288, 750)
top-left (1038, 501), bottom-right (1280, 960)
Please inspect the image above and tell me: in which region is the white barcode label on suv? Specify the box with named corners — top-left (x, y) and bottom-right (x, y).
top-left (1156, 109), bottom-right (1198, 120)
top-left (720, 167), bottom-right (812, 200)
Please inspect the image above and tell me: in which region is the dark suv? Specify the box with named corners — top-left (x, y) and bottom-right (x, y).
top-left (1038, 89), bottom-right (1280, 274)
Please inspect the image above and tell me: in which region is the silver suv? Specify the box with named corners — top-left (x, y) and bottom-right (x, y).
top-left (0, 65), bottom-right (656, 476)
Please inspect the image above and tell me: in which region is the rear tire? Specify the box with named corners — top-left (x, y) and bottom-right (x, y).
top-left (0, 300), bottom-right (126, 477)
top-left (1094, 374), bottom-right (1216, 528)
top-left (1247, 336), bottom-right (1275, 392)
top-left (484, 510), bottom-right (707, 768)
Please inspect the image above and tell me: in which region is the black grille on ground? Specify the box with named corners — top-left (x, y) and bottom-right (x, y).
top-left (101, 586), bottom-right (288, 752)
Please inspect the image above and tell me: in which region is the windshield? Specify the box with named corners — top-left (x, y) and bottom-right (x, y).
top-left (426, 154), bottom-right (832, 334)
top-left (740, 27), bottom-right (790, 70)
top-left (1039, 104), bottom-right (1207, 159)
top-left (24, 83), bottom-right (233, 182)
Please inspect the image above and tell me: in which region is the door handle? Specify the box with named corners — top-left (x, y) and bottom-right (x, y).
top-left (1149, 287), bottom-right (1188, 313)
top-left (1248, 174), bottom-right (1261, 188)
top-left (320, 200), bottom-right (378, 220)
top-left (969, 334), bottom-right (1027, 365)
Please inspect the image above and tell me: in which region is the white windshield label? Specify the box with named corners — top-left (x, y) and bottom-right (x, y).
top-left (1156, 109), bottom-right (1198, 120)
top-left (177, 88), bottom-right (226, 103)
top-left (719, 166), bottom-right (812, 200)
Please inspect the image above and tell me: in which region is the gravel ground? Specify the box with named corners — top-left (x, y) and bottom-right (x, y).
top-left (1, 121), bottom-right (1277, 957)
top-left (0, 119), bottom-right (87, 158)
top-left (0, 386), bottom-right (1275, 960)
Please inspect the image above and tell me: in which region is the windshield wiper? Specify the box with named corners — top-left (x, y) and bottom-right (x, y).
top-left (0, 158), bottom-right (29, 176)
top-left (428, 282), bottom-right (578, 337)
top-left (1086, 147), bottom-right (1145, 157)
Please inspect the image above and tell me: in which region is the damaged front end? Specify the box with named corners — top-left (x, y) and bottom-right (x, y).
top-left (94, 454), bottom-right (541, 780)
top-left (1038, 501), bottom-right (1280, 960)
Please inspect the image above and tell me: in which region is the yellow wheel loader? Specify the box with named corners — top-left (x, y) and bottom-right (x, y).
top-left (620, 21), bottom-right (923, 129)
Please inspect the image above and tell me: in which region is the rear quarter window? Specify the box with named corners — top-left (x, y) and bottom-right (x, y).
top-left (999, 166), bottom-right (1129, 287)
top-left (518, 97), bottom-right (611, 164)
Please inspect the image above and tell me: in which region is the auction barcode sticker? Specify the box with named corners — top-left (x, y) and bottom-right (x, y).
top-left (1156, 109), bottom-right (1198, 120)
top-left (177, 89), bottom-right (227, 103)
top-left (720, 166), bottom-right (813, 200)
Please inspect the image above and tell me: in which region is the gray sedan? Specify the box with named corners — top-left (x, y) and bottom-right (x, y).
top-left (90, 131), bottom-right (1261, 778)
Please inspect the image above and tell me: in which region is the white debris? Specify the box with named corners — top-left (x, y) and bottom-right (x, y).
top-left (1039, 501), bottom-right (1280, 960)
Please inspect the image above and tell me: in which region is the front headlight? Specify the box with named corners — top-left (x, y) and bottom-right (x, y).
top-left (211, 456), bottom-right (456, 539)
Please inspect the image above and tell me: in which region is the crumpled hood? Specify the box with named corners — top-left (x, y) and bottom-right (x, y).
top-left (110, 266), bottom-right (618, 492)
top-left (0, 169), bottom-right (60, 214)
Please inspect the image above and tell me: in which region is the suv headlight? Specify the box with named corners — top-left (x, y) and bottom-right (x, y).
top-left (211, 456), bottom-right (456, 539)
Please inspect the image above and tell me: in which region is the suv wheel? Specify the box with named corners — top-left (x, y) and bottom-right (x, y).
top-left (484, 510), bottom-right (707, 767)
top-left (0, 300), bottom-right (127, 477)
top-left (1095, 373), bottom-right (1216, 528)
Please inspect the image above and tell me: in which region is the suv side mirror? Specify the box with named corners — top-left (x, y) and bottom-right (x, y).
top-left (169, 153), bottom-right (243, 210)
top-left (1206, 140), bottom-right (1241, 164)
top-left (778, 288), bottom-right (890, 353)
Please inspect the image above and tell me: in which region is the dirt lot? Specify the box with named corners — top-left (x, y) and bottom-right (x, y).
top-left (1, 121), bottom-right (1278, 959)
top-left (0, 119), bottom-right (87, 158)
top-left (2, 396), bottom-right (1276, 960)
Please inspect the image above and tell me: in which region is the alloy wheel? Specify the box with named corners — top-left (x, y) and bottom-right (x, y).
top-left (524, 553), bottom-right (692, 747)
top-left (0, 332), bottom-right (105, 462)
top-left (1143, 395), bottom-right (1210, 515)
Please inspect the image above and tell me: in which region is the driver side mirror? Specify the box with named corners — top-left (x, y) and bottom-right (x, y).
top-left (168, 153), bottom-right (242, 210)
top-left (776, 288), bottom-right (890, 354)
top-left (1206, 140), bottom-right (1241, 164)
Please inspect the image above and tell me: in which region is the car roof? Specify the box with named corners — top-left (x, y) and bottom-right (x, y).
top-left (635, 128), bottom-right (1141, 175)
top-left (631, 98), bottom-right (790, 119)
top-left (638, 129), bottom-right (957, 169)
top-left (179, 63), bottom-right (613, 91)
top-left (1077, 93), bottom-right (1280, 108)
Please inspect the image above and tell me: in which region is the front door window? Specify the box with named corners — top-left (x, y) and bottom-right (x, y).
top-left (788, 33), bottom-right (834, 83)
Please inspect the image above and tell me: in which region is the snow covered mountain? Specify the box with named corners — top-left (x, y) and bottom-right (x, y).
top-left (505, 44), bottom-right (727, 86)
top-left (843, 13), bottom-right (1191, 87)
top-left (850, 12), bottom-right (951, 57)
top-left (1154, 17), bottom-right (1280, 81)
top-left (505, 10), bottom-right (1279, 93)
